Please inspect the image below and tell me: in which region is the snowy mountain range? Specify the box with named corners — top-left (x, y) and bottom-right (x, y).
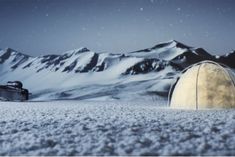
top-left (0, 40), bottom-right (234, 101)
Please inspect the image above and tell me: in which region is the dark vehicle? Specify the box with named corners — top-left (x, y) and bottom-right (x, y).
top-left (0, 81), bottom-right (29, 101)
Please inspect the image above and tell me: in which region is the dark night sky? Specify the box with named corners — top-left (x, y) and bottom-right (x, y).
top-left (0, 0), bottom-right (234, 56)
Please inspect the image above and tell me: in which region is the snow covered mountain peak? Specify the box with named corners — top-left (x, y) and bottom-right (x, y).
top-left (128, 40), bottom-right (192, 61)
top-left (0, 40), bottom-right (234, 101)
top-left (217, 50), bottom-right (235, 68)
top-left (62, 47), bottom-right (91, 56)
top-left (148, 40), bottom-right (191, 51)
top-left (0, 47), bottom-right (30, 57)
top-left (0, 48), bottom-right (30, 66)
top-left (0, 48), bottom-right (16, 56)
top-left (223, 50), bottom-right (235, 57)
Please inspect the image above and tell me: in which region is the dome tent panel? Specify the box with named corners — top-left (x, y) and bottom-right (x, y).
top-left (197, 63), bottom-right (235, 108)
top-left (170, 61), bottom-right (235, 110)
top-left (170, 65), bottom-right (200, 109)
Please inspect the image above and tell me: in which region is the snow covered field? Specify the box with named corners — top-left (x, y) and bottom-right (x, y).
top-left (0, 101), bottom-right (235, 156)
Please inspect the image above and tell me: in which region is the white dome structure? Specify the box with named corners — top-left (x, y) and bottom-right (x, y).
top-left (169, 61), bottom-right (235, 109)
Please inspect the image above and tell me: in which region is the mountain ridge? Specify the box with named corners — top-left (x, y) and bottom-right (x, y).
top-left (0, 40), bottom-right (234, 101)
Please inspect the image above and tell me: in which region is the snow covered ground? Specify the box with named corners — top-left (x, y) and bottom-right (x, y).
top-left (0, 101), bottom-right (235, 156)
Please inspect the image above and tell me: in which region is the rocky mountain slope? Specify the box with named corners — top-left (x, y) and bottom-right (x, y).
top-left (0, 40), bottom-right (234, 101)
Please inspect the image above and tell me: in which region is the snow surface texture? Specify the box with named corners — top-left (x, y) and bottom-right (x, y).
top-left (0, 101), bottom-right (235, 156)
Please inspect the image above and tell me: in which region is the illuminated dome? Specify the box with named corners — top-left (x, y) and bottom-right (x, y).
top-left (170, 61), bottom-right (235, 109)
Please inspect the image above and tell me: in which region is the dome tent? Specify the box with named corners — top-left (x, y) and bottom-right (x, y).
top-left (169, 61), bottom-right (235, 109)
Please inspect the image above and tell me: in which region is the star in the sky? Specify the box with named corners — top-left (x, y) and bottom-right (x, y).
top-left (82, 27), bottom-right (87, 31)
top-left (176, 7), bottom-right (181, 12)
top-left (169, 23), bottom-right (174, 27)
